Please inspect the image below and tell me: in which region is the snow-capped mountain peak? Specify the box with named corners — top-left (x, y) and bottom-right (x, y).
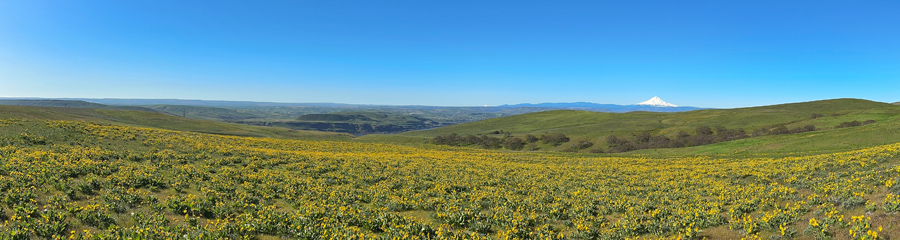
top-left (637, 96), bottom-right (678, 107)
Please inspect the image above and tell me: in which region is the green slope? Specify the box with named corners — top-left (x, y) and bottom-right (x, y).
top-left (0, 105), bottom-right (351, 140)
top-left (362, 98), bottom-right (900, 155)
top-left (628, 117), bottom-right (900, 156)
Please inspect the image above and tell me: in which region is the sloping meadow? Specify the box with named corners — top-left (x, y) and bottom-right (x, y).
top-left (0, 119), bottom-right (898, 239)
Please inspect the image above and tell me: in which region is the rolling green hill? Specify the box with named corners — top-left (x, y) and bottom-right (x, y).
top-left (0, 105), bottom-right (351, 140)
top-left (361, 99), bottom-right (900, 155)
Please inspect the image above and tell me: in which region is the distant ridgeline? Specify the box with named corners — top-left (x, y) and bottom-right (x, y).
top-left (0, 98), bottom-right (710, 136)
top-left (0, 100), bottom-right (156, 112)
top-left (237, 111), bottom-right (450, 136)
top-left (498, 102), bottom-right (704, 113)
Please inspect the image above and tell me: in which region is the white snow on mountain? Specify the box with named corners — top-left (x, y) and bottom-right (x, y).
top-left (636, 96), bottom-right (678, 107)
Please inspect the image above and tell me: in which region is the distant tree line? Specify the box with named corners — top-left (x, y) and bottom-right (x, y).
top-left (566, 140), bottom-right (594, 152)
top-left (812, 113), bottom-right (876, 128)
top-left (430, 133), bottom-right (569, 150)
top-left (606, 126), bottom-right (751, 153)
top-left (750, 124), bottom-right (816, 136)
top-left (432, 120), bottom-right (846, 153)
top-left (606, 124), bottom-right (819, 153)
top-left (836, 120), bottom-right (875, 128)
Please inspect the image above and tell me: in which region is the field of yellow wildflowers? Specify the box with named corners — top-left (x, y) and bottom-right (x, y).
top-left (0, 118), bottom-right (898, 239)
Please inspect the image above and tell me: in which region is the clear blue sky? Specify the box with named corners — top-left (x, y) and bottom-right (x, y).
top-left (1, 1), bottom-right (898, 108)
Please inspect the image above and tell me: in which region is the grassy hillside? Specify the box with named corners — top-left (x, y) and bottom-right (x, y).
top-left (363, 99), bottom-right (900, 155)
top-left (0, 105), bottom-right (350, 140)
top-left (629, 117), bottom-right (900, 156)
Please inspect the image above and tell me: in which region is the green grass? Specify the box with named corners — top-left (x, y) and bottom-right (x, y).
top-left (0, 105), bottom-right (351, 140)
top-left (360, 98), bottom-right (900, 155)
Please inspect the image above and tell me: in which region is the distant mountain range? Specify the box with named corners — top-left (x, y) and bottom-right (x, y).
top-left (499, 97), bottom-right (704, 113)
top-left (65, 98), bottom-right (356, 107)
top-left (0, 97), bottom-right (704, 115)
top-left (0, 97), bottom-right (706, 114)
top-left (637, 96), bottom-right (678, 107)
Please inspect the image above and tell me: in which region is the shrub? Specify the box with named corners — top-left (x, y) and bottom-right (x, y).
top-left (541, 134), bottom-right (570, 146)
top-left (648, 135), bottom-right (671, 148)
top-left (480, 136), bottom-right (502, 149)
top-left (570, 141), bottom-right (594, 150)
top-left (503, 137), bottom-right (525, 150)
top-left (695, 126), bottom-right (713, 135)
top-left (752, 128), bottom-right (769, 137)
top-left (837, 121), bottom-right (862, 128)
top-left (789, 125), bottom-right (815, 134)
top-left (605, 135), bottom-right (627, 146)
top-left (770, 125), bottom-right (790, 135)
top-left (524, 134), bottom-right (539, 143)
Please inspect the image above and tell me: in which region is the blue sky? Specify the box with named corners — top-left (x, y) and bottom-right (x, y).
top-left (1, 1), bottom-right (898, 108)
